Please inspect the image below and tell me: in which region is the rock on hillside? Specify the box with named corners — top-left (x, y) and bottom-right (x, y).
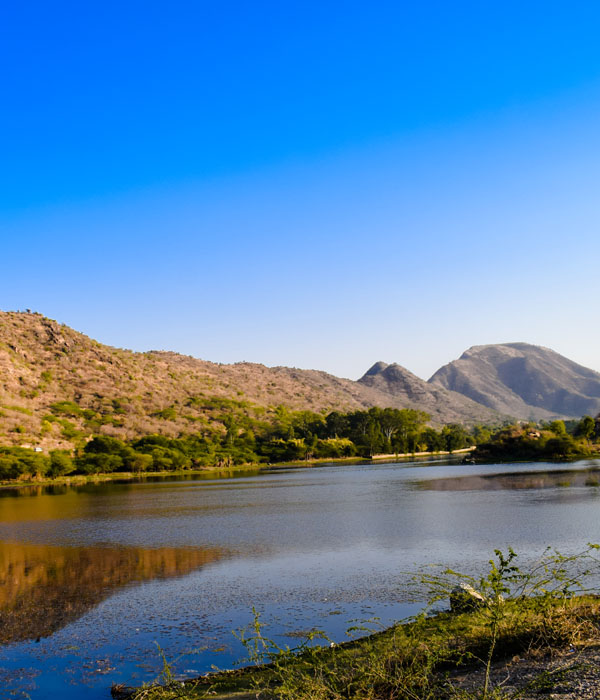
top-left (428, 342), bottom-right (600, 420)
top-left (358, 362), bottom-right (503, 425)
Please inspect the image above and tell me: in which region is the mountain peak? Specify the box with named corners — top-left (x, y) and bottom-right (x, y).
top-left (460, 342), bottom-right (551, 359)
top-left (361, 361), bottom-right (390, 378)
top-left (430, 343), bottom-right (600, 419)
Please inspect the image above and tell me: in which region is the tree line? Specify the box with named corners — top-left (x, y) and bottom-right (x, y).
top-left (2, 405), bottom-right (598, 481)
top-left (0, 406), bottom-right (477, 480)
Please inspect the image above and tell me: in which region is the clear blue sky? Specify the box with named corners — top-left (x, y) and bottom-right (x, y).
top-left (2, 1), bottom-right (600, 379)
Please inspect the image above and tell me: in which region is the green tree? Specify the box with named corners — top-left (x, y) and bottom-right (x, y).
top-left (420, 427), bottom-right (444, 452)
top-left (0, 448), bottom-right (49, 479)
top-left (84, 435), bottom-right (127, 455)
top-left (576, 415), bottom-right (595, 444)
top-left (48, 450), bottom-right (74, 477)
top-left (377, 408), bottom-right (404, 445)
top-left (544, 434), bottom-right (581, 458)
top-left (325, 411), bottom-right (349, 438)
top-left (77, 452), bottom-right (122, 474)
top-left (472, 425), bottom-right (492, 444)
top-left (442, 423), bottom-right (471, 452)
top-left (548, 420), bottom-right (567, 436)
top-left (123, 450), bottom-right (153, 472)
top-left (364, 420), bottom-right (383, 457)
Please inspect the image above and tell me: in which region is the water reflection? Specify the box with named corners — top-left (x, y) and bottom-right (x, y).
top-left (0, 540), bottom-right (224, 644)
top-left (418, 467), bottom-right (600, 491)
top-left (0, 468), bottom-right (263, 500)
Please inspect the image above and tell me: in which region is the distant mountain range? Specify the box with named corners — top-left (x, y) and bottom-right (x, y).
top-left (361, 342), bottom-right (600, 422)
top-left (0, 311), bottom-right (598, 449)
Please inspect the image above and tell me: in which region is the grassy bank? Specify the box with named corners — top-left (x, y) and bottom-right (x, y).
top-left (115, 596), bottom-right (600, 700)
top-left (115, 547), bottom-right (600, 700)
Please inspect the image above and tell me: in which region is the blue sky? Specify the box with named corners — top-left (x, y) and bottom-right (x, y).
top-left (2, 1), bottom-right (600, 379)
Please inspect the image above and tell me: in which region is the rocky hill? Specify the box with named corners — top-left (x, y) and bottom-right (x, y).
top-left (0, 311), bottom-right (500, 450)
top-left (428, 342), bottom-right (600, 420)
top-left (358, 362), bottom-right (503, 424)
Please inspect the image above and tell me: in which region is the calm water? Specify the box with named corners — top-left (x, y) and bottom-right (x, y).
top-left (2, 458), bottom-right (600, 699)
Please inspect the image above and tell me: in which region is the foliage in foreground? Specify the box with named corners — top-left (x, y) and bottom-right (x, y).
top-left (125, 545), bottom-right (600, 700)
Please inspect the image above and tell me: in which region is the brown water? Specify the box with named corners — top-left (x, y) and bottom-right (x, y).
top-left (1, 458), bottom-right (600, 699)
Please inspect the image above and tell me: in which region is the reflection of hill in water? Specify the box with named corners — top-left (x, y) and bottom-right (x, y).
top-left (0, 541), bottom-right (224, 644)
top-left (419, 467), bottom-right (600, 492)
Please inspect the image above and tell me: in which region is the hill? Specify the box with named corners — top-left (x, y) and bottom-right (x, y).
top-left (428, 342), bottom-right (600, 420)
top-left (0, 311), bottom-right (500, 450)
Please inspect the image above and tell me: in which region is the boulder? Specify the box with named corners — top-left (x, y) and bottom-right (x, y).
top-left (450, 583), bottom-right (505, 613)
top-left (450, 583), bottom-right (487, 613)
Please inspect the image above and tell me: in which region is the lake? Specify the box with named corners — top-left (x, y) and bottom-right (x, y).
top-left (1, 457), bottom-right (600, 699)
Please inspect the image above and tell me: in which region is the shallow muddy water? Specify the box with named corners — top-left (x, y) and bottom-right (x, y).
top-left (1, 458), bottom-right (600, 699)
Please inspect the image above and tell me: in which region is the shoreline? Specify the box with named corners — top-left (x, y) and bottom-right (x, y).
top-left (0, 452), bottom-right (463, 489)
top-left (370, 445), bottom-right (476, 460)
top-left (470, 450), bottom-right (600, 465)
top-left (0, 447), bottom-right (593, 489)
